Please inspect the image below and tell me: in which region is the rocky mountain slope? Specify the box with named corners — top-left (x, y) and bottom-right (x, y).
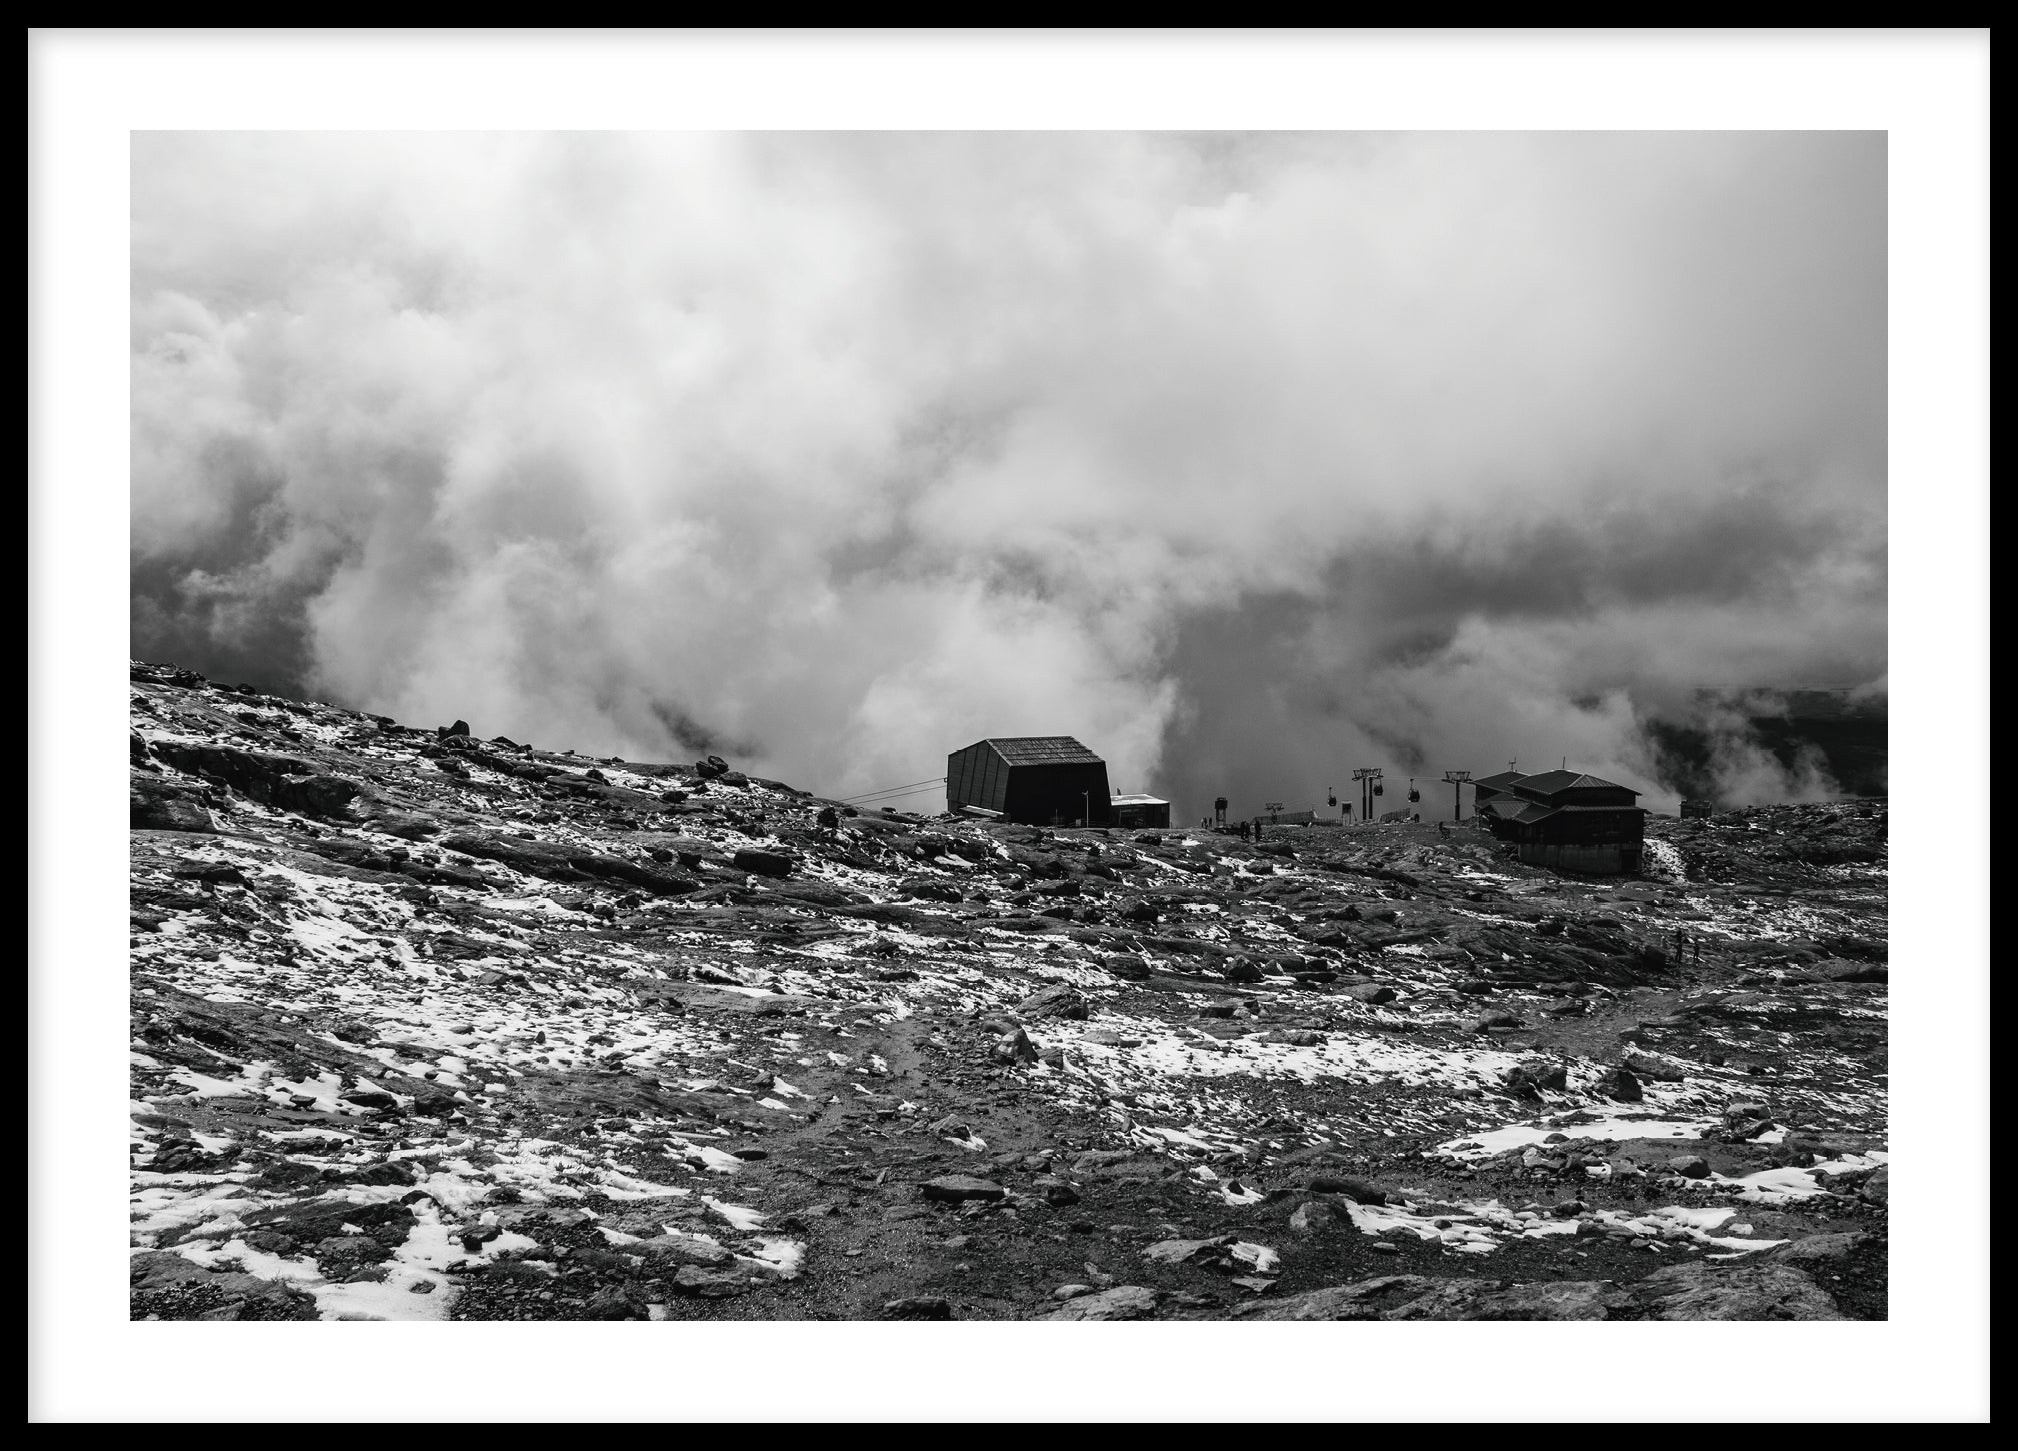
top-left (127, 662), bottom-right (1889, 1321)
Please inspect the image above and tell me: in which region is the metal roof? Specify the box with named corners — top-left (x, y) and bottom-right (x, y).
top-left (1517, 805), bottom-right (1651, 825)
top-left (1513, 769), bottom-right (1638, 796)
top-left (1110, 793), bottom-right (1168, 806)
top-left (1482, 798), bottom-right (1648, 826)
top-left (977, 736), bottom-right (1105, 766)
top-left (1480, 797), bottom-right (1552, 823)
top-left (1472, 771), bottom-right (1528, 791)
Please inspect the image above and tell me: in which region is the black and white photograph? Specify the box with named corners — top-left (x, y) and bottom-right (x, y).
top-left (32, 31), bottom-right (1987, 1423)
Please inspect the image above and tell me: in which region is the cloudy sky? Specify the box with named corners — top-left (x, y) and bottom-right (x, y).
top-left (130, 130), bottom-right (1886, 818)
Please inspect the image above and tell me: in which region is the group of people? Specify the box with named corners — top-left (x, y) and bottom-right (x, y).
top-left (1195, 817), bottom-right (1268, 841)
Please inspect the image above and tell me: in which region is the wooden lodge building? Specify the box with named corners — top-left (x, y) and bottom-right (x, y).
top-left (1472, 768), bottom-right (1649, 875)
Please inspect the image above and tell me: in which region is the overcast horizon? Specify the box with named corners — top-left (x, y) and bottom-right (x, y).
top-left (131, 131), bottom-right (1887, 820)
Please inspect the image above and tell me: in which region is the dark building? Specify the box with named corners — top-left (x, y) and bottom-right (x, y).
top-left (1679, 798), bottom-right (1715, 819)
top-left (1476, 769), bottom-right (1649, 874)
top-left (946, 737), bottom-right (1112, 826)
top-left (1110, 793), bottom-right (1171, 829)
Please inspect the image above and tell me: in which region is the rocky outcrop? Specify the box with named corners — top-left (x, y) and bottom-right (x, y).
top-left (1242, 1263), bottom-right (1843, 1321)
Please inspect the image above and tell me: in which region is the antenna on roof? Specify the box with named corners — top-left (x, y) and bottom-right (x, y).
top-left (1563, 757), bottom-right (1568, 771)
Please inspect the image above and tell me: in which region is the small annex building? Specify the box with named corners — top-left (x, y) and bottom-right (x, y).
top-left (1475, 768), bottom-right (1649, 875)
top-left (946, 736), bottom-right (1113, 827)
top-left (1110, 793), bottom-right (1171, 830)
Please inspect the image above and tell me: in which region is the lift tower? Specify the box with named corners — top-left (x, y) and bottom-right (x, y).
top-left (1442, 769), bottom-right (1473, 823)
top-left (1352, 767), bottom-right (1383, 824)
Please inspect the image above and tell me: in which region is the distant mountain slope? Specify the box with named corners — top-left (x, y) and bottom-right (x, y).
top-left (1645, 687), bottom-right (1887, 805)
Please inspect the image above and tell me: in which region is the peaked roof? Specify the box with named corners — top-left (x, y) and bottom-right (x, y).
top-left (1515, 769), bottom-right (1638, 796)
top-left (1481, 798), bottom-right (1648, 826)
top-left (1472, 771), bottom-right (1528, 791)
top-left (1110, 792), bottom-right (1168, 805)
top-left (1480, 797), bottom-right (1553, 823)
top-left (976, 736), bottom-right (1105, 766)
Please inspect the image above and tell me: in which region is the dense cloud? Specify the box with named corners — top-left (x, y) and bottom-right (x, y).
top-left (131, 131), bottom-right (1885, 817)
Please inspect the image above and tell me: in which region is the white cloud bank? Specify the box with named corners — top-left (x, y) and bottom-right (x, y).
top-left (131, 131), bottom-right (1885, 814)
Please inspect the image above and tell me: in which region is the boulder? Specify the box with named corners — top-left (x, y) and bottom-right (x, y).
top-left (1503, 1059), bottom-right (1568, 1098)
top-left (582, 1286), bottom-right (653, 1320)
top-left (1857, 1165), bottom-right (1889, 1206)
top-left (1238, 1274), bottom-right (1613, 1322)
top-left (1035, 1177), bottom-right (1081, 1207)
top-left (1771, 1232), bottom-right (1870, 1266)
top-left (990, 1027), bottom-right (1041, 1065)
top-left (128, 1251), bottom-right (318, 1321)
top-left (732, 848), bottom-right (794, 879)
top-left (1043, 1285), bottom-right (1160, 1321)
top-left (634, 1236), bottom-right (737, 1268)
top-left (1596, 1065), bottom-right (1645, 1102)
top-left (1306, 1175), bottom-right (1389, 1205)
top-left (1620, 1051), bottom-right (1689, 1083)
top-left (1288, 1200), bottom-right (1340, 1234)
top-left (919, 1176), bottom-right (1006, 1203)
top-left (898, 876), bottom-right (964, 903)
top-left (1618, 1261), bottom-right (1844, 1320)
top-left (1017, 985), bottom-right (1090, 1021)
top-left (883, 1296), bottom-right (953, 1320)
top-left (238, 1197), bottom-right (417, 1246)
top-left (131, 779), bottom-right (214, 833)
top-left (668, 1265), bottom-right (759, 1299)
top-left (1142, 1235), bottom-right (1242, 1269)
top-left (1239, 1262), bottom-right (1842, 1321)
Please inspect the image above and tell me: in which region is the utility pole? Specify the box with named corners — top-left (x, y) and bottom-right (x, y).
top-left (1352, 768), bottom-right (1382, 824)
top-left (1443, 769), bottom-right (1472, 822)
